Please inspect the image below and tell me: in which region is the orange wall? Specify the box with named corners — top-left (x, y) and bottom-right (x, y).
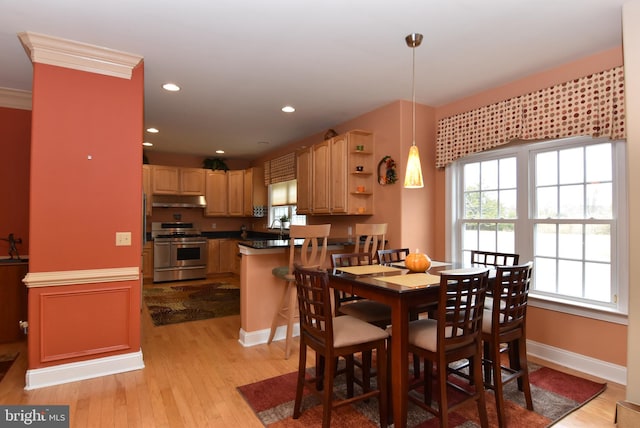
top-left (0, 107), bottom-right (31, 256)
top-left (28, 62), bottom-right (144, 368)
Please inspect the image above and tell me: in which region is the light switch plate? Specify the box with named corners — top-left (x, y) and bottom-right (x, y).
top-left (116, 232), bottom-right (132, 246)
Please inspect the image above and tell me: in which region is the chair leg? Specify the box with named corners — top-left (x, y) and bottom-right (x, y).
top-left (284, 282), bottom-right (297, 359)
top-left (490, 339), bottom-right (507, 428)
top-left (293, 342), bottom-right (307, 419)
top-left (517, 339), bottom-right (533, 410)
top-left (322, 354), bottom-right (336, 428)
top-left (436, 358), bottom-right (449, 428)
top-left (376, 342), bottom-right (389, 428)
top-left (268, 281), bottom-right (290, 344)
top-left (361, 351), bottom-right (372, 393)
top-left (472, 345), bottom-right (489, 428)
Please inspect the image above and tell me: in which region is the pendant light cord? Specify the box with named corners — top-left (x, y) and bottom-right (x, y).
top-left (412, 44), bottom-right (416, 147)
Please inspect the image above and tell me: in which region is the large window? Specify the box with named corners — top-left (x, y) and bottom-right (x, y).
top-left (450, 137), bottom-right (627, 319)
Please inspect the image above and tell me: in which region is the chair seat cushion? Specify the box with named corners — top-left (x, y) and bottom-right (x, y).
top-left (272, 266), bottom-right (294, 281)
top-left (333, 315), bottom-right (389, 348)
top-left (482, 309), bottom-right (511, 333)
top-left (393, 319), bottom-right (456, 352)
top-left (337, 300), bottom-right (391, 325)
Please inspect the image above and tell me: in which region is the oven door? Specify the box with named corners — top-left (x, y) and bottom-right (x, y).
top-left (170, 239), bottom-right (207, 267)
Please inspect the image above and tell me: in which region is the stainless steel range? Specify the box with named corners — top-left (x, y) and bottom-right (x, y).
top-left (152, 222), bottom-right (208, 283)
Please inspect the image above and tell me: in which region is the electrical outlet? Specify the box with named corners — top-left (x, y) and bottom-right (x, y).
top-left (115, 231), bottom-right (132, 246)
top-left (211, 223), bottom-right (216, 229)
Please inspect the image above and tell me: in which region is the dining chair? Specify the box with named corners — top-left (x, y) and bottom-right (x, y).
top-left (470, 250), bottom-right (519, 268)
top-left (292, 266), bottom-right (389, 428)
top-left (354, 223), bottom-right (387, 263)
top-left (398, 268), bottom-right (490, 428)
top-left (377, 247), bottom-right (410, 265)
top-left (267, 224), bottom-right (331, 359)
top-left (331, 252), bottom-right (392, 392)
top-left (482, 262), bottom-right (534, 428)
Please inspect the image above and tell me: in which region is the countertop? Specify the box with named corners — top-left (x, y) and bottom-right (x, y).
top-left (238, 237), bottom-right (357, 250)
top-left (0, 258), bottom-right (28, 265)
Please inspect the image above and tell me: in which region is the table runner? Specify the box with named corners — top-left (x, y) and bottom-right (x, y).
top-left (336, 265), bottom-right (402, 275)
top-left (390, 260), bottom-right (451, 268)
top-left (377, 272), bottom-right (441, 288)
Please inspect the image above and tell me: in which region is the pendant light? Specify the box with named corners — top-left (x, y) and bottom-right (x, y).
top-left (403, 33), bottom-right (424, 189)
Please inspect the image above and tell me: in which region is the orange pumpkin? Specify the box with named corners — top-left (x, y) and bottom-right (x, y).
top-left (405, 249), bottom-right (432, 272)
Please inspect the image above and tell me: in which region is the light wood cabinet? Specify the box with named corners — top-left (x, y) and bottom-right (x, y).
top-left (227, 170), bottom-right (244, 216)
top-left (205, 170), bottom-right (228, 216)
top-left (296, 147), bottom-right (312, 215)
top-left (152, 166), bottom-right (205, 195)
top-left (142, 165), bottom-right (152, 216)
top-left (243, 167), bottom-right (267, 216)
top-left (142, 241), bottom-right (153, 282)
top-left (207, 239), bottom-right (240, 274)
top-left (301, 130), bottom-right (374, 215)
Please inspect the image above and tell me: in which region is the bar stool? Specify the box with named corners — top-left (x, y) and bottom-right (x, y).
top-left (354, 223), bottom-right (387, 263)
top-left (267, 224), bottom-right (331, 359)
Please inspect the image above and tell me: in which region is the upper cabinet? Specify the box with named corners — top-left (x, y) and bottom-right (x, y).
top-left (227, 170), bottom-right (244, 216)
top-left (243, 166), bottom-right (267, 217)
top-left (297, 130), bottom-right (374, 215)
top-left (204, 167), bottom-right (267, 217)
top-left (205, 170), bottom-right (228, 216)
top-left (152, 166), bottom-right (205, 195)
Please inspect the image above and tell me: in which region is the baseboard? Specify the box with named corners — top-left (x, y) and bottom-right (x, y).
top-left (527, 339), bottom-right (627, 385)
top-left (25, 350), bottom-right (145, 390)
top-left (238, 324), bottom-right (300, 347)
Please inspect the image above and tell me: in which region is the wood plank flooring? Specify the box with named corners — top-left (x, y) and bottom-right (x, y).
top-left (0, 275), bottom-right (626, 427)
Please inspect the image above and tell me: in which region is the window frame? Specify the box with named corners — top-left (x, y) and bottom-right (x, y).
top-left (446, 137), bottom-right (628, 325)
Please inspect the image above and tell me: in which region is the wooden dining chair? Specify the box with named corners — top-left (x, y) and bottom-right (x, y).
top-left (354, 223), bottom-right (387, 263)
top-left (482, 262), bottom-right (534, 428)
top-left (377, 248), bottom-right (410, 265)
top-left (267, 224), bottom-right (331, 359)
top-left (470, 250), bottom-right (519, 268)
top-left (399, 268), bottom-right (490, 428)
top-left (293, 266), bottom-right (389, 428)
top-left (331, 252), bottom-right (392, 393)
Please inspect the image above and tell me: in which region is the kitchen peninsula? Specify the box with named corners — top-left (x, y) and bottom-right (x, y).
top-left (237, 237), bottom-right (355, 347)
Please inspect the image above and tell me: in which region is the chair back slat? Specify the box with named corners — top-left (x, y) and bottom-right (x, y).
top-left (287, 224), bottom-right (331, 275)
top-left (438, 269), bottom-right (489, 350)
top-left (377, 248), bottom-right (410, 265)
top-left (470, 250), bottom-right (519, 267)
top-left (331, 252), bottom-right (372, 311)
top-left (493, 262), bottom-right (533, 332)
top-left (355, 223), bottom-right (387, 263)
top-left (294, 267), bottom-right (332, 348)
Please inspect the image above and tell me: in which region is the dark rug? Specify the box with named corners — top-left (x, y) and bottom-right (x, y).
top-left (0, 352), bottom-right (19, 383)
top-left (143, 282), bottom-right (240, 326)
top-left (237, 362), bottom-right (606, 427)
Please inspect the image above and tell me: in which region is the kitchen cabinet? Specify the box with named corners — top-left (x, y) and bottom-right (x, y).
top-left (142, 241), bottom-right (153, 282)
top-left (142, 165), bottom-right (152, 216)
top-left (152, 166), bottom-right (205, 195)
top-left (301, 130), bottom-right (374, 215)
top-left (0, 262), bottom-right (28, 343)
top-left (205, 170), bottom-right (228, 216)
top-left (207, 239), bottom-right (240, 274)
top-left (227, 170), bottom-right (244, 216)
top-left (295, 147), bottom-right (312, 215)
top-left (243, 166), bottom-right (267, 217)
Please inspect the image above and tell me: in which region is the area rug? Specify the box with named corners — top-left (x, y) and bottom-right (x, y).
top-left (143, 282), bottom-right (240, 326)
top-left (237, 362), bottom-right (606, 427)
top-left (0, 352), bottom-right (19, 384)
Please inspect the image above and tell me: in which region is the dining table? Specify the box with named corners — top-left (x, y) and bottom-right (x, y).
top-left (328, 260), bottom-right (491, 428)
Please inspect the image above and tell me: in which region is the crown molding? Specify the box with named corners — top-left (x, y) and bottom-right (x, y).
top-left (18, 31), bottom-right (143, 80)
top-left (0, 87), bottom-right (32, 110)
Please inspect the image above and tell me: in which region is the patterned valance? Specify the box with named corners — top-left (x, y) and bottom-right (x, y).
top-left (264, 152), bottom-right (296, 185)
top-left (436, 66), bottom-right (626, 168)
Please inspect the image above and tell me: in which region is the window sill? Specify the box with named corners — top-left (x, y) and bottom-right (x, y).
top-left (528, 293), bottom-right (628, 325)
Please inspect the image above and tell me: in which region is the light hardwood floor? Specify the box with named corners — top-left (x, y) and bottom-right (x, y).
top-left (0, 276), bottom-right (626, 427)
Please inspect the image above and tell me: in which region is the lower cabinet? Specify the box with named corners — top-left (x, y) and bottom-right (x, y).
top-left (142, 242), bottom-right (154, 282)
top-left (207, 239), bottom-right (240, 275)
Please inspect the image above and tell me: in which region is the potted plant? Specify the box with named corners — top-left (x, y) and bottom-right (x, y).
top-left (279, 215), bottom-right (290, 229)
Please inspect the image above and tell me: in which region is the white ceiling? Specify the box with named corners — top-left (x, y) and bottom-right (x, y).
top-left (0, 0), bottom-right (626, 160)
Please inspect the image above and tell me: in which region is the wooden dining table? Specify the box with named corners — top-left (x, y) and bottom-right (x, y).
top-left (328, 261), bottom-right (489, 428)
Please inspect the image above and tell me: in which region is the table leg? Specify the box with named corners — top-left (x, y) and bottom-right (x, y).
top-left (390, 299), bottom-right (409, 428)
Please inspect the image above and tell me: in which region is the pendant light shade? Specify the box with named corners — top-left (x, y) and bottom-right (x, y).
top-left (403, 32), bottom-right (424, 189)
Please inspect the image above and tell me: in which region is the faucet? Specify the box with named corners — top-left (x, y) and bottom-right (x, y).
top-left (269, 219), bottom-right (285, 238)
top-left (1, 233), bottom-right (22, 259)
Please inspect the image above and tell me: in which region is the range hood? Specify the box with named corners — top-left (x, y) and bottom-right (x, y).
top-left (151, 195), bottom-right (207, 208)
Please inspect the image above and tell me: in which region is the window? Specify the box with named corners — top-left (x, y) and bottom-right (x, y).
top-left (450, 137), bottom-right (627, 320)
top-left (269, 179), bottom-right (306, 228)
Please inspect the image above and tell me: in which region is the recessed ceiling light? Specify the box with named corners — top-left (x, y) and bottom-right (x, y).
top-left (143, 142), bottom-right (153, 147)
top-left (281, 105), bottom-right (295, 113)
top-left (216, 150), bottom-right (225, 154)
top-left (162, 83), bottom-right (180, 92)
top-left (146, 127), bottom-right (159, 133)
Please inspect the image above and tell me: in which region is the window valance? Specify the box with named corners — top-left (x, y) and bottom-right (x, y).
top-left (264, 152), bottom-right (296, 185)
top-left (436, 66), bottom-right (626, 168)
